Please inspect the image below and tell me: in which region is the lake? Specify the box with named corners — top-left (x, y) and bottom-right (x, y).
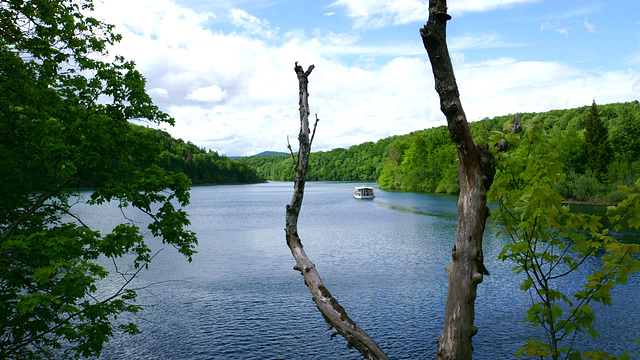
top-left (78, 181), bottom-right (639, 359)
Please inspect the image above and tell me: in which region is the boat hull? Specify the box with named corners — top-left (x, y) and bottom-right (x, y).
top-left (354, 194), bottom-right (375, 199)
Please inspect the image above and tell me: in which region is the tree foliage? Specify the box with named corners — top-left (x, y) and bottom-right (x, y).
top-left (584, 100), bottom-right (611, 181)
top-left (489, 118), bottom-right (640, 359)
top-left (0, 0), bottom-right (197, 358)
top-left (609, 106), bottom-right (640, 162)
top-left (378, 126), bottom-right (458, 194)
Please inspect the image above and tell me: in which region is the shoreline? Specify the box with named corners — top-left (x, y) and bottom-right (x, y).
top-left (562, 200), bottom-right (617, 206)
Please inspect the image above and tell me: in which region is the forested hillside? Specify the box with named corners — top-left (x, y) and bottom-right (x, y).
top-left (139, 125), bottom-right (264, 185)
top-left (472, 101), bottom-right (640, 203)
top-left (243, 100), bottom-right (640, 202)
top-left (242, 136), bottom-right (398, 181)
top-left (377, 126), bottom-right (459, 193)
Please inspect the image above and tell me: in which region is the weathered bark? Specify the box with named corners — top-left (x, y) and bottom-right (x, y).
top-left (420, 1), bottom-right (492, 359)
top-left (285, 62), bottom-right (389, 360)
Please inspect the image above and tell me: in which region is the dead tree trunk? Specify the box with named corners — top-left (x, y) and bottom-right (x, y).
top-left (420, 1), bottom-right (493, 359)
top-left (285, 62), bottom-right (390, 360)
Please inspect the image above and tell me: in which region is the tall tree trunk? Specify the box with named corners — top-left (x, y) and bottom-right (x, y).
top-left (420, 1), bottom-right (492, 359)
top-left (285, 62), bottom-right (390, 360)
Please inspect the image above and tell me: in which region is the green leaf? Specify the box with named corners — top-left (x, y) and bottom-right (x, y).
top-left (587, 325), bottom-right (600, 339)
top-left (619, 351), bottom-right (632, 360)
top-left (628, 210), bottom-right (640, 229)
top-left (520, 277), bottom-right (534, 291)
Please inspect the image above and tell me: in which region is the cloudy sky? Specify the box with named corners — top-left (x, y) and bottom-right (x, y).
top-left (92, 0), bottom-right (640, 156)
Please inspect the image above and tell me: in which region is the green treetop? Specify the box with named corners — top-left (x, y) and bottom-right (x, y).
top-left (584, 100), bottom-right (611, 181)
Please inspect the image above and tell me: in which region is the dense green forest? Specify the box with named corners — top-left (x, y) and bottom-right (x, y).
top-left (242, 137), bottom-right (395, 182)
top-left (138, 125), bottom-right (264, 185)
top-left (242, 100), bottom-right (640, 202)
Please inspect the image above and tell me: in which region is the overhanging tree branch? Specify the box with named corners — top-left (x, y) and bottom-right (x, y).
top-left (1, 173), bottom-right (80, 238)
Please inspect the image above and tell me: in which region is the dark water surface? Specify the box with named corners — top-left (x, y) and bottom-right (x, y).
top-left (78, 182), bottom-right (639, 359)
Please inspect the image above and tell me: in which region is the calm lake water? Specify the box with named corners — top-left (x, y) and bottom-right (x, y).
top-left (75, 181), bottom-right (639, 359)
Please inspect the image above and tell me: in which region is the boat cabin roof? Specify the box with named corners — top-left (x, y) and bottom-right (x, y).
top-left (354, 186), bottom-right (374, 190)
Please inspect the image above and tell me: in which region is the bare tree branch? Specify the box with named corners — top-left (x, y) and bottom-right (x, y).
top-left (285, 62), bottom-right (389, 360)
top-left (310, 113), bottom-right (319, 147)
top-left (287, 135), bottom-right (296, 163)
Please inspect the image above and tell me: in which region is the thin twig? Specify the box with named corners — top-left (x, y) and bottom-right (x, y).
top-left (310, 114), bottom-right (319, 147)
top-left (286, 135), bottom-right (296, 164)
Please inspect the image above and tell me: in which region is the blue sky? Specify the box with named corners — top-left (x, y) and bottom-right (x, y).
top-left (93, 0), bottom-right (640, 156)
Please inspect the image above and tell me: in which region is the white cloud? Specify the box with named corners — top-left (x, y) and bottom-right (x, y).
top-left (544, 4), bottom-right (602, 21)
top-left (454, 57), bottom-right (639, 121)
top-left (186, 85), bottom-right (226, 102)
top-left (328, 0), bottom-right (426, 29)
top-left (229, 8), bottom-right (278, 38)
top-left (449, 33), bottom-right (519, 51)
top-left (312, 29), bottom-right (360, 46)
top-left (92, 0), bottom-right (639, 156)
top-left (540, 21), bottom-right (569, 37)
top-left (149, 88), bottom-right (169, 97)
top-left (329, 0), bottom-right (538, 29)
top-left (94, 0), bottom-right (216, 47)
top-left (583, 18), bottom-right (596, 33)
top-left (290, 31), bottom-right (517, 60)
top-left (449, 0), bottom-right (539, 14)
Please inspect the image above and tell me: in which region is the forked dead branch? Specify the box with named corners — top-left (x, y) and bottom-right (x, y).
top-left (285, 62), bottom-right (390, 360)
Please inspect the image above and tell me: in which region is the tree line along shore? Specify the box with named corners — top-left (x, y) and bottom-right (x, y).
top-left (139, 125), bottom-right (265, 185)
top-left (242, 100), bottom-right (640, 204)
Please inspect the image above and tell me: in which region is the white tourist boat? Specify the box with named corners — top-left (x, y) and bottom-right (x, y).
top-left (354, 186), bottom-right (375, 199)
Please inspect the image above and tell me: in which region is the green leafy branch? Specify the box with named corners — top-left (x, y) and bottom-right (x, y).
top-left (489, 118), bottom-right (640, 360)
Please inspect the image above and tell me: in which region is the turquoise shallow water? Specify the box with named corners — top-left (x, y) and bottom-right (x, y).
top-left (74, 181), bottom-right (639, 359)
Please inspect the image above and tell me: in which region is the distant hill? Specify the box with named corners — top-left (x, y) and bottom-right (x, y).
top-left (250, 151), bottom-right (289, 157)
top-left (226, 151), bottom-right (286, 160)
